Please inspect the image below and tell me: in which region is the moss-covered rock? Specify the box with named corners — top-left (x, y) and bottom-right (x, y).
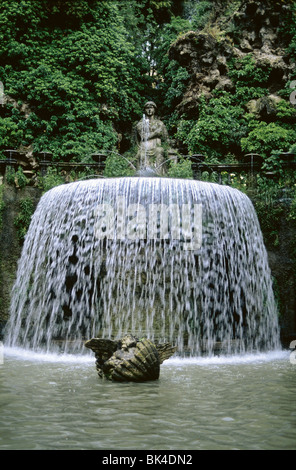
top-left (85, 334), bottom-right (176, 382)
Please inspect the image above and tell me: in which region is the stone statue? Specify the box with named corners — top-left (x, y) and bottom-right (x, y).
top-left (85, 334), bottom-right (177, 382)
top-left (134, 101), bottom-right (176, 175)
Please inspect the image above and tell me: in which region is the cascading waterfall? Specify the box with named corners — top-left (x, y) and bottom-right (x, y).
top-left (5, 177), bottom-right (280, 355)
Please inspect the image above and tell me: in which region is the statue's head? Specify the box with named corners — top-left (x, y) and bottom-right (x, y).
top-left (144, 101), bottom-right (157, 111)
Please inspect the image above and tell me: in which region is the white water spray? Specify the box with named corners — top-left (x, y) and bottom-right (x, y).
top-left (5, 177), bottom-right (280, 355)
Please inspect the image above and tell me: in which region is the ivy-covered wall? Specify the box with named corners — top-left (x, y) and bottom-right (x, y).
top-left (1, 0), bottom-right (296, 168)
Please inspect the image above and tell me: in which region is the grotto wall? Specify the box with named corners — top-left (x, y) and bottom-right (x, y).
top-left (169, 0), bottom-right (295, 117)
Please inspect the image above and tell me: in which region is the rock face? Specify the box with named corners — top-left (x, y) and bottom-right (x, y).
top-left (169, 0), bottom-right (295, 116)
top-left (2, 94), bottom-right (39, 172)
top-left (85, 334), bottom-right (177, 382)
top-left (169, 31), bottom-right (234, 114)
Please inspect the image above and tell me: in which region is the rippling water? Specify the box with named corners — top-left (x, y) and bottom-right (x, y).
top-left (0, 348), bottom-right (295, 450)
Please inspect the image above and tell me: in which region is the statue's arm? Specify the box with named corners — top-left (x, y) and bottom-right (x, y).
top-left (148, 122), bottom-right (168, 142)
top-left (162, 124), bottom-right (169, 141)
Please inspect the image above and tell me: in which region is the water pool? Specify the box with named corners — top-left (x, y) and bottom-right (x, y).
top-left (0, 348), bottom-right (295, 450)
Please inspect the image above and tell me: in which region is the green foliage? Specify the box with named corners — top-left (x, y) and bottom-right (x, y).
top-left (176, 92), bottom-right (245, 158)
top-left (0, 0), bottom-right (150, 161)
top-left (167, 157), bottom-right (193, 179)
top-left (184, 1), bottom-right (213, 30)
top-left (174, 75), bottom-right (295, 162)
top-left (15, 167), bottom-right (29, 188)
top-left (0, 185), bottom-right (5, 231)
top-left (241, 121), bottom-right (296, 160)
top-left (289, 193), bottom-right (296, 221)
top-left (37, 167), bottom-right (65, 193)
top-left (153, 16), bottom-right (191, 120)
top-left (228, 54), bottom-right (272, 87)
top-left (5, 167), bottom-right (28, 188)
top-left (14, 197), bottom-right (34, 241)
top-left (0, 116), bottom-right (23, 150)
top-left (251, 177), bottom-right (287, 247)
top-left (37, 166), bottom-right (108, 192)
top-left (275, 99), bottom-right (296, 122)
top-left (172, 1), bottom-right (296, 161)
top-left (103, 153), bottom-right (135, 178)
top-left (1, 0), bottom-right (296, 167)
top-left (164, 65), bottom-right (190, 107)
top-left (119, 0), bottom-right (184, 28)
top-left (232, 86), bottom-right (269, 106)
top-left (285, 2), bottom-right (296, 61)
top-left (4, 168), bottom-right (15, 186)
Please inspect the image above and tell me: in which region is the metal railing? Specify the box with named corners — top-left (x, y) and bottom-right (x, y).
top-left (0, 150), bottom-right (295, 188)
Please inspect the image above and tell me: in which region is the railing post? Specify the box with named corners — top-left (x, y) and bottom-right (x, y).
top-left (3, 150), bottom-right (18, 182)
top-left (243, 153), bottom-right (263, 189)
top-left (188, 154), bottom-right (206, 180)
top-left (91, 153), bottom-right (108, 175)
top-left (38, 152), bottom-right (53, 176)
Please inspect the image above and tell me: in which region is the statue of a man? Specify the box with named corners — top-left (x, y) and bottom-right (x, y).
top-left (134, 101), bottom-right (171, 175)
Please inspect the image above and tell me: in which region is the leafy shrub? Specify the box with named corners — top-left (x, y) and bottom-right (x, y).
top-left (241, 121), bottom-right (296, 159)
top-left (0, 117), bottom-right (23, 150)
top-left (14, 197), bottom-right (34, 241)
top-left (176, 93), bottom-right (245, 159)
top-left (228, 54), bottom-right (272, 87)
top-left (5, 167), bottom-right (28, 188)
top-left (184, 1), bottom-right (213, 31)
top-left (168, 157), bottom-right (193, 179)
top-left (0, 1), bottom-right (149, 161)
top-left (37, 167), bottom-right (65, 193)
top-left (104, 153), bottom-right (135, 178)
top-left (0, 186), bottom-right (5, 231)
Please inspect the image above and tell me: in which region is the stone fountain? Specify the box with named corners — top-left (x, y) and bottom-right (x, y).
top-left (4, 103), bottom-right (280, 381)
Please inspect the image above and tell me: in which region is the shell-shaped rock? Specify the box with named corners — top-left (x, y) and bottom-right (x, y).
top-left (84, 338), bottom-right (118, 357)
top-left (156, 342), bottom-right (177, 364)
top-left (104, 337), bottom-right (160, 382)
top-left (85, 334), bottom-right (177, 382)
